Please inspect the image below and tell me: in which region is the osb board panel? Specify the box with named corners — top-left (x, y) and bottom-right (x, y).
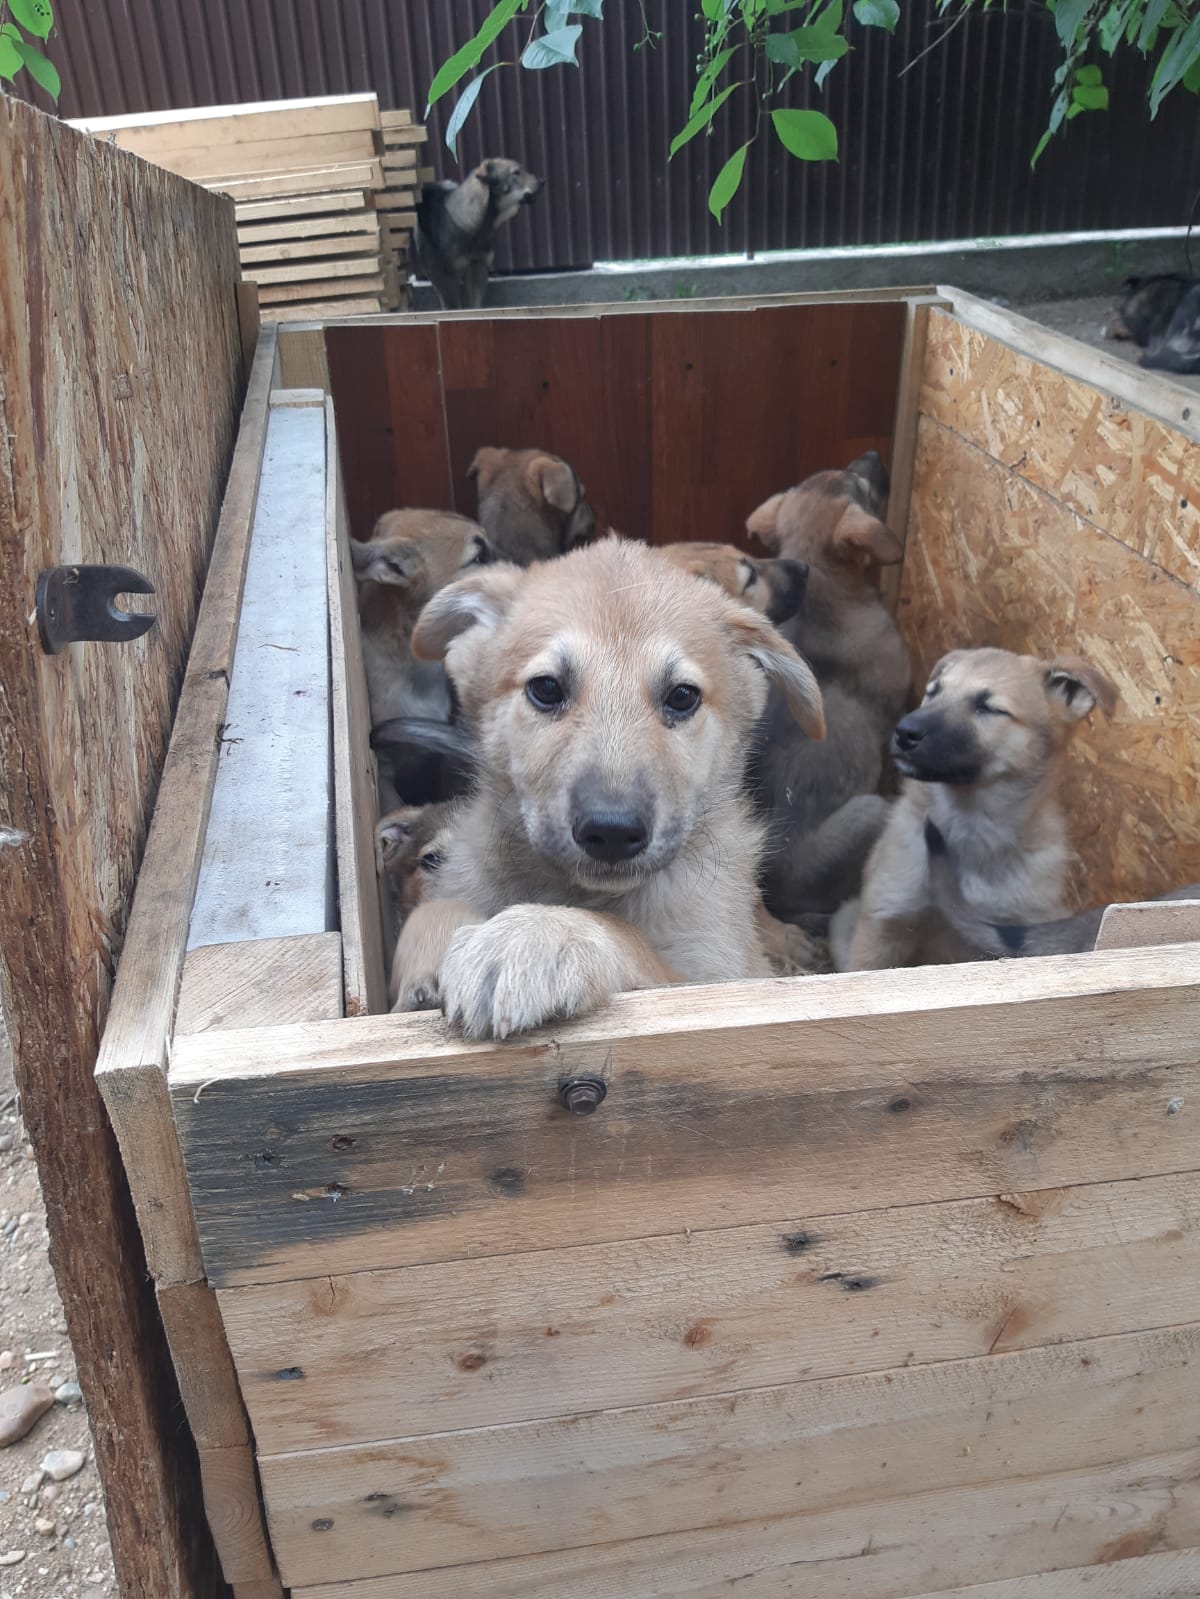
top-left (168, 944), bottom-right (1200, 1285)
top-left (260, 1322), bottom-right (1200, 1584)
top-left (325, 303), bottom-right (905, 544)
top-left (220, 1170), bottom-right (1200, 1452)
top-left (0, 98), bottom-right (241, 1599)
top-left (897, 417), bottom-right (1200, 905)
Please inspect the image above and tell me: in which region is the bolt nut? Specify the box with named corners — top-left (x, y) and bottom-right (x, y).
top-left (559, 1076), bottom-right (607, 1116)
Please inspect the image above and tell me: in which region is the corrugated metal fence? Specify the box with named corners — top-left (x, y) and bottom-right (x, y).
top-left (22, 1), bottom-right (1200, 273)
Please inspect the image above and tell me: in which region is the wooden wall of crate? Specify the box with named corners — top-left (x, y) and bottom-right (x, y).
top-left (0, 94), bottom-right (244, 1599)
top-left (325, 300), bottom-right (908, 545)
top-left (899, 307), bottom-right (1200, 906)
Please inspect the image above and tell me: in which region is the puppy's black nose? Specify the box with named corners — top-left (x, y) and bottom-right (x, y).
top-left (573, 812), bottom-right (649, 863)
top-left (893, 714), bottom-right (925, 753)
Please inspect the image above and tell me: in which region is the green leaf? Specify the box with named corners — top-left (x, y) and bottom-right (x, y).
top-left (444, 65), bottom-right (502, 155)
top-left (8, 0), bottom-right (53, 40)
top-left (853, 0), bottom-right (899, 29)
top-left (1054, 0), bottom-right (1091, 43)
top-left (690, 44), bottom-right (737, 117)
top-left (1138, 0), bottom-right (1170, 47)
top-left (13, 37), bottom-right (60, 98)
top-left (765, 25), bottom-right (849, 65)
top-left (669, 81), bottom-right (740, 156)
top-left (1150, 12), bottom-right (1200, 112)
top-left (427, 0), bottom-right (525, 112)
top-left (814, 55), bottom-right (840, 87)
top-left (1071, 79), bottom-right (1110, 106)
top-left (709, 142), bottom-right (748, 221)
top-left (545, 0), bottom-right (600, 26)
top-left (571, 0), bottom-right (603, 14)
top-left (1096, 0), bottom-right (1128, 51)
top-left (1074, 62), bottom-right (1103, 82)
top-left (0, 30), bottom-right (20, 80)
top-left (1184, 54), bottom-right (1200, 89)
top-left (771, 106), bottom-right (838, 160)
top-left (521, 23), bottom-right (583, 68)
top-left (701, 0), bottom-right (725, 18)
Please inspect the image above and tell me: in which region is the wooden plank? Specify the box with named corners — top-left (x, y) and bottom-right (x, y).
top-left (157, 1281), bottom-right (250, 1451)
top-left (381, 150), bottom-right (417, 171)
top-left (380, 109), bottom-right (414, 129)
top-left (897, 412), bottom-right (1200, 906)
top-left (258, 274), bottom-right (386, 307)
top-left (238, 211), bottom-right (378, 245)
top-left (219, 1169), bottom-right (1200, 1452)
top-left (248, 255), bottom-right (385, 287)
top-left (94, 323), bottom-right (278, 1289)
top-left (151, 131), bottom-right (379, 184)
top-left (382, 125), bottom-right (426, 147)
top-left (374, 191), bottom-right (421, 211)
top-left (0, 97), bottom-right (242, 1599)
top-left (277, 327), bottom-right (332, 389)
top-left (236, 190), bottom-right (370, 222)
top-left (234, 1581), bottom-right (287, 1599)
top-left (296, 1489), bottom-right (1200, 1599)
top-left (198, 1444), bottom-right (278, 1583)
top-left (73, 92), bottom-right (380, 142)
top-left (881, 298), bottom-right (932, 612)
top-left (266, 298), bottom-right (383, 324)
top-left (260, 1323), bottom-right (1200, 1584)
top-left (176, 932), bottom-right (343, 1034)
top-left (240, 231), bottom-right (381, 266)
top-left (188, 398), bottom-right (333, 949)
top-left (168, 944), bottom-right (1200, 1285)
top-left (219, 161), bottom-right (384, 201)
top-left (1096, 898), bottom-right (1200, 950)
top-left (325, 397), bottom-right (388, 1017)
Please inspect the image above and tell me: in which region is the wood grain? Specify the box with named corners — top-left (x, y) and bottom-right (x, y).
top-left (295, 1484), bottom-right (1200, 1598)
top-left (1095, 899), bottom-right (1200, 951)
top-left (0, 97), bottom-right (241, 1599)
top-left (219, 1170), bottom-right (1200, 1451)
top-left (261, 1323), bottom-right (1200, 1584)
top-left (198, 1444), bottom-right (278, 1583)
top-left (176, 933), bottom-right (343, 1035)
top-left (325, 399), bottom-right (388, 1015)
top-left (168, 944), bottom-right (1200, 1285)
top-left (897, 413), bottom-right (1200, 904)
top-left (95, 322), bottom-right (277, 1290)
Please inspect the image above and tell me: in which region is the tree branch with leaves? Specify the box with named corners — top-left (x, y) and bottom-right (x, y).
top-left (0, 0), bottom-right (60, 102)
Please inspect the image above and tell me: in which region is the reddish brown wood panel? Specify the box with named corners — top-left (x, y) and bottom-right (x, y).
top-left (327, 303), bottom-right (905, 547)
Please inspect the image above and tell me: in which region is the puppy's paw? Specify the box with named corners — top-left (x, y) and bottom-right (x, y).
top-left (439, 905), bottom-right (621, 1040)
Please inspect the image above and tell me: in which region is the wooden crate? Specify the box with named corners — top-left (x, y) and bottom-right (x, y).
top-left (89, 289), bottom-right (1200, 1599)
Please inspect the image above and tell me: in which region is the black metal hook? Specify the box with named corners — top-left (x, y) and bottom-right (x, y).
top-left (36, 565), bottom-right (157, 655)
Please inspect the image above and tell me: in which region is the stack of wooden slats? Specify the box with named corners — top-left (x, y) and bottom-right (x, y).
top-left (70, 95), bottom-right (422, 321)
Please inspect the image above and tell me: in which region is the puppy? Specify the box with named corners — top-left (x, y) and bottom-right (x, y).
top-left (416, 159), bottom-right (543, 311)
top-left (834, 647), bottom-right (1119, 971)
top-left (746, 451), bottom-right (909, 918)
top-left (1113, 274), bottom-right (1194, 346)
top-left (376, 802), bottom-right (452, 922)
top-left (390, 537), bottom-right (825, 1037)
top-left (926, 836), bottom-right (1200, 957)
top-left (659, 541), bottom-right (809, 625)
top-left (469, 446), bottom-right (596, 563)
top-left (1142, 282), bottom-right (1200, 375)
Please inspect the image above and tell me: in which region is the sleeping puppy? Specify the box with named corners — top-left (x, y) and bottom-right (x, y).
top-left (834, 646), bottom-right (1118, 970)
top-left (469, 446), bottom-right (596, 563)
top-left (1113, 274), bottom-right (1194, 346)
top-left (659, 541), bottom-right (809, 624)
top-left (746, 451), bottom-right (910, 919)
top-left (390, 536), bottom-right (825, 1037)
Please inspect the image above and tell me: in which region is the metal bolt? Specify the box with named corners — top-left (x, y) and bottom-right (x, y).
top-left (559, 1076), bottom-right (607, 1116)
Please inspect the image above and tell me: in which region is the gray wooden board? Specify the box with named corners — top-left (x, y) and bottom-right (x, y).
top-left (188, 397), bottom-right (333, 949)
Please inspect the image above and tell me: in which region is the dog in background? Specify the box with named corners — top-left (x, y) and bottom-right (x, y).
top-left (660, 541), bottom-right (809, 625)
top-left (834, 646), bottom-right (1118, 971)
top-left (390, 537), bottom-right (825, 1037)
top-left (1112, 275), bottom-right (1200, 375)
top-left (469, 446), bottom-right (596, 563)
top-left (746, 451), bottom-right (909, 919)
top-left (416, 160), bottom-right (543, 311)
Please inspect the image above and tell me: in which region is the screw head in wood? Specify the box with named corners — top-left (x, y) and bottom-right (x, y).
top-left (559, 1076), bottom-right (607, 1116)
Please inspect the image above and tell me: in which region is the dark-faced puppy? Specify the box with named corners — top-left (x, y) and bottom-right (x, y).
top-left (416, 159), bottom-right (543, 311)
top-left (745, 451), bottom-right (909, 917)
top-left (1114, 274), bottom-right (1194, 346)
top-left (659, 541), bottom-right (809, 624)
top-left (835, 646), bottom-right (1119, 971)
top-left (469, 446), bottom-right (596, 563)
top-left (1142, 281), bottom-right (1200, 375)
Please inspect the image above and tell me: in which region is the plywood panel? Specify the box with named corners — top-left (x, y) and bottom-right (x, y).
top-left (221, 1170), bottom-right (1200, 1451)
top-left (261, 1323), bottom-right (1200, 1584)
top-left (897, 415), bottom-right (1200, 904)
top-left (168, 944), bottom-right (1200, 1285)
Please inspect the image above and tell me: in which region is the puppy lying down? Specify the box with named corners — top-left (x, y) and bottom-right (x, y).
top-left (392, 537), bottom-right (825, 1038)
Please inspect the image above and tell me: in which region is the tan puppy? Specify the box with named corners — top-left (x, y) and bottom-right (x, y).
top-left (746, 452), bottom-right (910, 919)
top-left (352, 510), bottom-right (492, 728)
top-left (834, 647), bottom-right (1119, 971)
top-left (469, 446), bottom-right (596, 564)
top-left (659, 541), bottom-right (809, 625)
top-left (391, 537), bottom-right (825, 1037)
top-left (376, 802), bottom-right (452, 921)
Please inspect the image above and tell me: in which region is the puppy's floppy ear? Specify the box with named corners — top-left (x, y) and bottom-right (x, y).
top-left (1042, 656), bottom-right (1120, 721)
top-left (468, 446), bottom-right (503, 493)
top-left (526, 453), bottom-right (577, 514)
top-left (745, 492), bottom-right (786, 552)
top-left (375, 807), bottom-right (425, 867)
top-left (411, 564), bottom-right (523, 662)
top-left (724, 605), bottom-right (825, 739)
top-left (832, 503), bottom-right (903, 566)
top-left (351, 538), bottom-right (420, 587)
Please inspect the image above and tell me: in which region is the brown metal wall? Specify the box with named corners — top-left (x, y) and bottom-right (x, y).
top-left (24, 1), bottom-right (1200, 272)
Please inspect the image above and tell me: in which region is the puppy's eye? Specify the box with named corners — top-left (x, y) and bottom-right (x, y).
top-left (739, 562), bottom-right (758, 592)
top-left (419, 848), bottom-right (443, 873)
top-left (974, 693), bottom-right (1011, 718)
top-left (469, 537), bottom-right (491, 566)
top-left (526, 675), bottom-right (566, 711)
top-left (664, 683), bottom-right (702, 719)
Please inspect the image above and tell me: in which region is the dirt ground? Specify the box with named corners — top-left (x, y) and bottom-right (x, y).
top-left (0, 1019), bottom-right (115, 1599)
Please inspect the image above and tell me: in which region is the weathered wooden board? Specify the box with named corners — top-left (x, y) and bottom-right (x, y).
top-left (259, 275), bottom-right (386, 307)
top-left (220, 162), bottom-right (384, 202)
top-left (0, 95), bottom-right (242, 1599)
top-left (188, 395), bottom-right (333, 950)
top-left (1096, 898), bottom-right (1200, 951)
top-left (143, 131), bottom-right (380, 186)
top-left (176, 933), bottom-right (343, 1034)
top-left (260, 1322), bottom-right (1200, 1584)
top-left (240, 233), bottom-right (382, 267)
top-left (268, 298), bottom-right (383, 325)
top-left (73, 93), bottom-right (380, 151)
top-left (897, 412), bottom-right (1200, 905)
top-left (239, 213), bottom-right (379, 246)
top-left (168, 944), bottom-right (1200, 1285)
top-left (219, 1169), bottom-right (1200, 1451)
top-left (252, 255), bottom-right (385, 287)
top-left (237, 190), bottom-right (370, 223)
